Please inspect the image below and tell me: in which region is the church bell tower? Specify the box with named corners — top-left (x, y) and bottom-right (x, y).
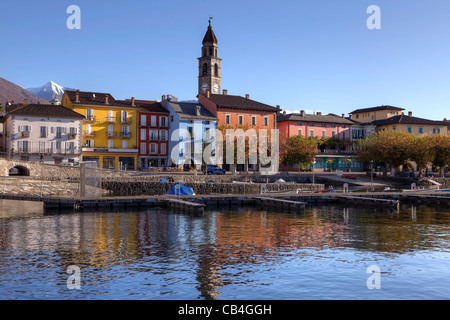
top-left (198, 20), bottom-right (222, 95)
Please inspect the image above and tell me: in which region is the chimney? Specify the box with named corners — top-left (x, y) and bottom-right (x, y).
top-left (196, 105), bottom-right (201, 116)
top-left (206, 89), bottom-right (210, 98)
top-left (317, 111), bottom-right (322, 116)
top-left (408, 111), bottom-right (412, 117)
top-left (300, 110), bottom-right (305, 117)
top-left (283, 110), bottom-right (286, 115)
top-left (24, 99), bottom-right (29, 106)
top-left (131, 97), bottom-right (135, 106)
top-left (342, 113), bottom-right (345, 118)
top-left (162, 95), bottom-right (166, 101)
top-left (223, 89), bottom-right (228, 95)
top-left (75, 90), bottom-right (80, 103)
top-left (105, 94), bottom-right (110, 105)
top-left (245, 94), bottom-right (250, 99)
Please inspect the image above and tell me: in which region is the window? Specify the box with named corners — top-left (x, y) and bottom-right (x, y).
top-left (170, 115), bottom-right (174, 122)
top-left (310, 130), bottom-right (314, 138)
top-left (418, 127), bottom-right (423, 134)
top-left (108, 125), bottom-right (114, 137)
top-left (251, 116), bottom-right (256, 126)
top-left (160, 116), bottom-right (167, 127)
top-left (188, 127), bottom-right (194, 140)
top-left (149, 129), bottom-right (158, 140)
top-left (86, 109), bottom-right (94, 121)
top-left (205, 128), bottom-right (211, 140)
top-left (151, 116), bottom-right (157, 127)
top-left (331, 124), bottom-right (336, 128)
top-left (86, 124), bottom-right (92, 134)
top-left (225, 114), bottom-right (230, 124)
top-left (67, 141), bottom-right (75, 152)
top-left (56, 127), bottom-right (62, 138)
top-left (40, 126), bottom-right (47, 138)
top-left (321, 123), bottom-right (326, 127)
top-left (150, 143), bottom-right (157, 154)
top-left (140, 115), bottom-right (146, 126)
top-left (407, 127), bottom-right (412, 133)
top-left (433, 128), bottom-right (440, 134)
top-left (238, 115), bottom-right (243, 125)
top-left (322, 131), bottom-right (326, 138)
top-left (309, 123), bottom-right (314, 127)
top-left (297, 122), bottom-right (302, 126)
top-left (85, 139), bottom-right (94, 148)
top-left (160, 143), bottom-right (167, 155)
top-left (332, 131), bottom-right (336, 138)
top-left (140, 143), bottom-right (147, 155)
top-left (202, 63), bottom-right (208, 76)
top-left (140, 128), bottom-right (146, 140)
top-left (160, 130), bottom-right (167, 141)
top-left (108, 140), bottom-right (114, 149)
top-left (121, 111), bottom-right (128, 123)
top-left (298, 129), bottom-right (302, 136)
top-left (264, 116), bottom-right (268, 126)
top-left (108, 110), bottom-right (115, 122)
top-left (342, 132), bottom-right (346, 140)
top-left (122, 140), bottom-right (128, 149)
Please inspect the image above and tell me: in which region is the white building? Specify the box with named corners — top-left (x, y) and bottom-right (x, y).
top-left (0, 101), bottom-right (85, 164)
top-left (161, 95), bottom-right (218, 170)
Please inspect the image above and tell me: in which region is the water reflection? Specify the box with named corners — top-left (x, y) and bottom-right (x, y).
top-left (1, 203), bottom-right (450, 299)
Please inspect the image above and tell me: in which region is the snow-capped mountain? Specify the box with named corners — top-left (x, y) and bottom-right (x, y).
top-left (26, 81), bottom-right (75, 101)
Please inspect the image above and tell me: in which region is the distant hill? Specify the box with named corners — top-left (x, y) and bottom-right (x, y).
top-left (0, 77), bottom-right (48, 106)
top-left (26, 81), bottom-right (75, 101)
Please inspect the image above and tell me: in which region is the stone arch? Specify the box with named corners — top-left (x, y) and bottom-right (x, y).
top-left (9, 165), bottom-right (30, 176)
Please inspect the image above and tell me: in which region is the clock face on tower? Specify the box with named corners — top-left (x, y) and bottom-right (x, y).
top-left (213, 83), bottom-right (219, 93)
top-left (201, 83), bottom-right (209, 93)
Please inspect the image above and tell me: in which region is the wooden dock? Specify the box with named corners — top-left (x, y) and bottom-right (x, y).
top-left (253, 196), bottom-right (306, 213)
top-left (5, 190), bottom-right (450, 214)
top-left (336, 195), bottom-right (400, 208)
top-left (163, 198), bottom-right (206, 214)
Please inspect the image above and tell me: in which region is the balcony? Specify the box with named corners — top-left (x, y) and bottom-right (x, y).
top-left (121, 117), bottom-right (132, 125)
top-left (83, 132), bottom-right (96, 138)
top-left (121, 132), bottom-right (132, 139)
top-left (12, 147), bottom-right (81, 155)
top-left (107, 116), bottom-right (116, 123)
top-left (68, 133), bottom-right (77, 140)
top-left (21, 131), bottom-right (30, 138)
top-left (85, 115), bottom-right (95, 122)
top-left (107, 131), bottom-right (118, 139)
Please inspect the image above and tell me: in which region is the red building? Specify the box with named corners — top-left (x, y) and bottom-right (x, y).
top-left (137, 100), bottom-right (170, 169)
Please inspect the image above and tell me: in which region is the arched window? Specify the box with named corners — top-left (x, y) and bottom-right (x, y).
top-left (209, 48), bottom-right (213, 56)
top-left (214, 64), bottom-right (218, 76)
top-left (202, 63), bottom-right (208, 76)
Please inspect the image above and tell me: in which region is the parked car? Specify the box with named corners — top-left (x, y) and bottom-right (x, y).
top-left (206, 165), bottom-right (225, 175)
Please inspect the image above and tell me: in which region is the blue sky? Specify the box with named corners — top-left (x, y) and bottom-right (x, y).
top-left (1, 0), bottom-right (449, 120)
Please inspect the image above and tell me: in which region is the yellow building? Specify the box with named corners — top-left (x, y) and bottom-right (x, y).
top-left (62, 90), bottom-right (138, 170)
top-left (349, 105), bottom-right (404, 122)
top-left (371, 112), bottom-right (449, 136)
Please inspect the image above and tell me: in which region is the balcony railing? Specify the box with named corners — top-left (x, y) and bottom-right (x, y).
top-left (83, 132), bottom-right (96, 138)
top-left (21, 131), bottom-right (30, 138)
top-left (121, 132), bottom-right (132, 138)
top-left (85, 115), bottom-right (95, 122)
top-left (121, 118), bottom-right (132, 125)
top-left (12, 147), bottom-right (81, 155)
top-left (68, 133), bottom-right (77, 140)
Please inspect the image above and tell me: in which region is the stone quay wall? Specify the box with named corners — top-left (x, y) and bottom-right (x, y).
top-left (102, 181), bottom-right (324, 197)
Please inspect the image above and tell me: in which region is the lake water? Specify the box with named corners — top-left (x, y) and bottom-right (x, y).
top-left (1, 199), bottom-right (450, 300)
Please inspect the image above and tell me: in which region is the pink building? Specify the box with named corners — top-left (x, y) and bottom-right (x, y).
top-left (277, 110), bottom-right (362, 171)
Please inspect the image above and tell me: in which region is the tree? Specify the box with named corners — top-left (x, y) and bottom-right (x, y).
top-left (430, 135), bottom-right (450, 177)
top-left (408, 135), bottom-right (435, 175)
top-left (355, 130), bottom-right (413, 175)
top-left (281, 135), bottom-right (318, 170)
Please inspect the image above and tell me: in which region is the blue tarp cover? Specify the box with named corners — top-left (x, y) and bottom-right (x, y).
top-left (165, 182), bottom-right (195, 195)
